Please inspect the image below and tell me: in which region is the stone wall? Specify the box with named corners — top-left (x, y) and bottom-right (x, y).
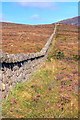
top-left (0, 24), bottom-right (57, 99)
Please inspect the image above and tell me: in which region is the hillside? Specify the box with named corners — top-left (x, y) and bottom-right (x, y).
top-left (2, 24), bottom-right (79, 118)
top-left (58, 16), bottom-right (80, 26)
top-left (1, 22), bottom-right (55, 54)
top-left (1, 16), bottom-right (79, 54)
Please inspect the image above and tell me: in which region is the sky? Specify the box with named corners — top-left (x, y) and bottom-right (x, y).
top-left (1, 1), bottom-right (78, 25)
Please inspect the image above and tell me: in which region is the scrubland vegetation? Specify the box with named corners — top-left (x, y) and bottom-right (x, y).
top-left (1, 22), bottom-right (54, 54)
top-left (2, 24), bottom-right (79, 118)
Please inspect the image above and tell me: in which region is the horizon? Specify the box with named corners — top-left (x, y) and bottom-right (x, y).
top-left (1, 16), bottom-right (78, 25)
top-left (1, 2), bottom-right (78, 25)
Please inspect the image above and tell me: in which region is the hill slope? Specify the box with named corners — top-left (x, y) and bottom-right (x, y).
top-left (58, 16), bottom-right (80, 26)
top-left (2, 24), bottom-right (79, 118)
top-left (1, 22), bottom-right (54, 54)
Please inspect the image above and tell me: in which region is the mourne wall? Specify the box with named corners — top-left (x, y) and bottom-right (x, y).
top-left (0, 24), bottom-right (57, 99)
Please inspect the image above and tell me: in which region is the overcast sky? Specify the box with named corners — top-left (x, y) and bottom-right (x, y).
top-left (1, 2), bottom-right (78, 25)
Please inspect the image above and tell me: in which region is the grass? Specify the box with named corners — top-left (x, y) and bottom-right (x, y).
top-left (2, 59), bottom-right (78, 118)
top-left (2, 24), bottom-right (79, 118)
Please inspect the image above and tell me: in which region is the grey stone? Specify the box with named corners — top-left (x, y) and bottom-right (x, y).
top-left (0, 24), bottom-right (57, 98)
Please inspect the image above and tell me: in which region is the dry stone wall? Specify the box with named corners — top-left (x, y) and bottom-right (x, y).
top-left (0, 24), bottom-right (57, 99)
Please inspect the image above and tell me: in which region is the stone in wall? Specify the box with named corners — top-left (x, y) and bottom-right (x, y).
top-left (0, 24), bottom-right (57, 99)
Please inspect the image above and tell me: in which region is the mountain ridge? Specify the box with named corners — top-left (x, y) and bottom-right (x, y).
top-left (58, 16), bottom-right (80, 26)
top-left (1, 16), bottom-right (80, 26)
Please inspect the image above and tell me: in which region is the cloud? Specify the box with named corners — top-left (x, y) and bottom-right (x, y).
top-left (0, 14), bottom-right (11, 22)
top-left (0, 17), bottom-right (6, 22)
top-left (0, 14), bottom-right (3, 22)
top-left (1, 0), bottom-right (53, 2)
top-left (19, 2), bottom-right (54, 8)
top-left (0, 13), bottom-right (7, 22)
top-left (0, 18), bottom-right (2, 22)
top-left (1, 0), bottom-right (78, 2)
top-left (30, 14), bottom-right (40, 20)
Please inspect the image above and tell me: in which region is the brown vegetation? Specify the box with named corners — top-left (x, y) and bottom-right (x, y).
top-left (1, 22), bottom-right (55, 54)
top-left (2, 23), bottom-right (79, 118)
